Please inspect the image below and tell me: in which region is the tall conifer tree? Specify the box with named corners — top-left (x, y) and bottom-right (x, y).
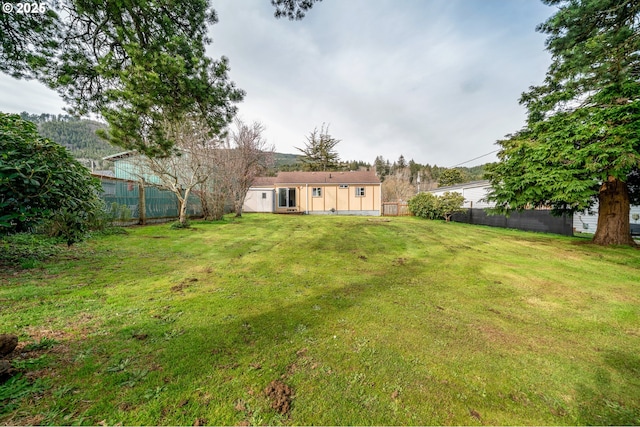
top-left (486, 0), bottom-right (640, 245)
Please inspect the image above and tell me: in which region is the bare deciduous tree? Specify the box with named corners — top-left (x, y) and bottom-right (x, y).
top-left (198, 145), bottom-right (233, 221)
top-left (382, 169), bottom-right (416, 202)
top-left (131, 118), bottom-right (215, 225)
top-left (227, 119), bottom-right (274, 217)
top-left (126, 117), bottom-right (272, 223)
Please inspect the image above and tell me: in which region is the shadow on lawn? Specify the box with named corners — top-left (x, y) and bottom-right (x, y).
top-left (573, 349), bottom-right (640, 425)
top-left (81, 273), bottom-right (397, 424)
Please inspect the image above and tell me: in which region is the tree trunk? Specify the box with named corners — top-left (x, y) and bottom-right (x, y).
top-left (208, 192), bottom-right (226, 221)
top-left (198, 190), bottom-right (210, 221)
top-left (178, 189), bottom-right (189, 225)
top-left (592, 176), bottom-right (636, 246)
top-left (138, 182), bottom-right (146, 225)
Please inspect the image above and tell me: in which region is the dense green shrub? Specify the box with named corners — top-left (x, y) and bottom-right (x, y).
top-left (1, 113), bottom-right (103, 245)
top-left (170, 219), bottom-right (191, 229)
top-left (408, 192), bottom-right (441, 219)
top-left (438, 192), bottom-right (466, 222)
top-left (408, 191), bottom-right (466, 222)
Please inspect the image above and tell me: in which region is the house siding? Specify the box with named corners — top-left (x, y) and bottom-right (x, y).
top-left (284, 183), bottom-right (380, 215)
top-left (573, 204), bottom-right (640, 234)
top-left (429, 180), bottom-right (492, 209)
top-left (245, 171), bottom-right (381, 216)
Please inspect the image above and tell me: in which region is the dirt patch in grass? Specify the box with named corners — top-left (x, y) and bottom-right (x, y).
top-left (264, 380), bottom-right (293, 415)
top-left (171, 278), bottom-right (198, 293)
top-left (475, 324), bottom-right (519, 347)
top-left (0, 335), bottom-right (18, 357)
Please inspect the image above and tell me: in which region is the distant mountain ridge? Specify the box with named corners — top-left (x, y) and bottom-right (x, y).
top-left (19, 112), bottom-right (120, 171)
top-left (16, 112), bottom-right (486, 182)
top-left (18, 111), bottom-right (303, 172)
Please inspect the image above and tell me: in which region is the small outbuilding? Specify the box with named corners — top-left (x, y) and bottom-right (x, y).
top-left (243, 177), bottom-right (277, 213)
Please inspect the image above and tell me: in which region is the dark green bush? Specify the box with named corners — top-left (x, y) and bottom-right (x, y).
top-left (170, 220), bottom-right (191, 229)
top-left (408, 192), bottom-right (441, 219)
top-left (408, 191), bottom-right (466, 221)
top-left (1, 112), bottom-right (103, 245)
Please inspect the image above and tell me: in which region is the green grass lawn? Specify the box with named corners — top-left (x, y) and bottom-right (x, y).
top-left (1, 214), bottom-right (639, 425)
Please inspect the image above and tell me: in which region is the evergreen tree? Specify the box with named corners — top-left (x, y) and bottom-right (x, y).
top-left (397, 154), bottom-right (407, 169)
top-left (20, 112), bottom-right (121, 170)
top-left (1, 1), bottom-right (324, 156)
top-left (1, 1), bottom-right (251, 156)
top-left (486, 0), bottom-right (640, 246)
top-left (374, 156), bottom-right (393, 181)
top-left (438, 168), bottom-right (466, 187)
top-left (295, 124), bottom-right (341, 171)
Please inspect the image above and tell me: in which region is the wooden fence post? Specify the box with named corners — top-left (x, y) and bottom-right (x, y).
top-left (138, 181), bottom-right (146, 225)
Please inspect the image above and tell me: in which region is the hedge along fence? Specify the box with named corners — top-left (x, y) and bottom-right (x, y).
top-left (94, 175), bottom-right (202, 225)
top-left (451, 208), bottom-right (574, 236)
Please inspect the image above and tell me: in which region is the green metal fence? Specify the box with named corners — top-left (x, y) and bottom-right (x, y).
top-left (95, 175), bottom-right (202, 223)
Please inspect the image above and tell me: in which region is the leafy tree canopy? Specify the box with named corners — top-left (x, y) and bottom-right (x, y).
top-left (0, 113), bottom-right (103, 244)
top-left (0, 0), bottom-right (322, 157)
top-left (438, 168), bottom-right (467, 187)
top-left (20, 112), bottom-right (120, 170)
top-left (271, 0), bottom-right (322, 20)
top-left (2, 0), bottom-right (245, 157)
top-left (486, 0), bottom-right (640, 246)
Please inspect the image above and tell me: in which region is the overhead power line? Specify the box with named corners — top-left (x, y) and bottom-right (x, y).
top-left (449, 149), bottom-right (499, 168)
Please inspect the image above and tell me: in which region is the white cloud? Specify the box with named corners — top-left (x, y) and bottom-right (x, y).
top-left (0, 0), bottom-right (555, 167)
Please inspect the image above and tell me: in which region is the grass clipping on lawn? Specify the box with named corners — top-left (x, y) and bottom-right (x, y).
top-left (1, 214), bottom-right (639, 425)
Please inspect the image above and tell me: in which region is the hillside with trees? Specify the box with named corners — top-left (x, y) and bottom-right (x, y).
top-left (19, 112), bottom-right (120, 171)
top-left (373, 154), bottom-right (488, 201)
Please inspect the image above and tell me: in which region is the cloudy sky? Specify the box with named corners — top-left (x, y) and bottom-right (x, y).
top-left (0, 0), bottom-right (555, 167)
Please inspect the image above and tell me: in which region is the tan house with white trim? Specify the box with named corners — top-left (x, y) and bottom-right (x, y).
top-left (244, 171), bottom-right (382, 216)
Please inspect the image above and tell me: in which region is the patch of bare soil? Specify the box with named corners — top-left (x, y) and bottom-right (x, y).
top-left (470, 409), bottom-right (482, 420)
top-left (0, 334), bottom-right (18, 356)
top-left (264, 380), bottom-right (293, 415)
top-left (1, 335), bottom-right (27, 385)
top-left (0, 359), bottom-right (15, 383)
top-left (171, 278), bottom-right (198, 293)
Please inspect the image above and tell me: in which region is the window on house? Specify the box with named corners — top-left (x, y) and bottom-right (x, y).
top-left (262, 192), bottom-right (267, 199)
top-left (339, 184), bottom-right (349, 189)
top-left (312, 187), bottom-right (322, 197)
top-left (104, 182), bottom-right (116, 196)
top-left (355, 187), bottom-right (365, 197)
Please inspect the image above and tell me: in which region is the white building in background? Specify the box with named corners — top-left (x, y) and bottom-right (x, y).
top-left (573, 204), bottom-right (640, 235)
top-left (429, 180), bottom-right (640, 235)
top-left (429, 180), bottom-right (494, 209)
